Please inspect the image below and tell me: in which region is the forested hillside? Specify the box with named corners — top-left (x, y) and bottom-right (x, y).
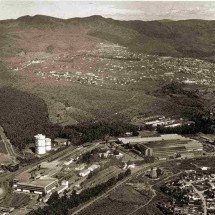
top-left (0, 87), bottom-right (51, 149)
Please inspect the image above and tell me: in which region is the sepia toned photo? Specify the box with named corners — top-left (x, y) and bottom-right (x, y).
top-left (0, 0), bottom-right (215, 214)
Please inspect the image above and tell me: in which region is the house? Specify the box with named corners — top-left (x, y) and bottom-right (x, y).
top-left (75, 164), bottom-right (86, 171)
top-left (79, 169), bottom-right (91, 177)
top-left (88, 164), bottom-right (100, 172)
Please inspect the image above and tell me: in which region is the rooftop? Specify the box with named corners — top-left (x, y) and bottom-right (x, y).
top-left (17, 177), bottom-right (58, 188)
top-left (118, 134), bottom-right (187, 144)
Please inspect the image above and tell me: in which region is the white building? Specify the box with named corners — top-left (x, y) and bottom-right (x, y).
top-left (79, 169), bottom-right (91, 177)
top-left (35, 134), bottom-right (46, 155)
top-left (64, 159), bottom-right (74, 166)
top-left (88, 164), bottom-right (100, 172)
top-left (35, 134), bottom-right (52, 155)
top-left (45, 138), bottom-right (52, 152)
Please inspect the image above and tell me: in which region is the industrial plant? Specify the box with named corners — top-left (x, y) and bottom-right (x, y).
top-left (118, 134), bottom-right (203, 159)
top-left (35, 134), bottom-right (52, 155)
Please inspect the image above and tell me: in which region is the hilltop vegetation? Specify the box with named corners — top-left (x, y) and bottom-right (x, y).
top-left (1, 15), bottom-right (215, 59)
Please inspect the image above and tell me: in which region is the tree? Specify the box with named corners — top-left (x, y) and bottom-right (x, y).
top-left (47, 191), bottom-right (60, 206)
top-left (125, 169), bottom-right (131, 176)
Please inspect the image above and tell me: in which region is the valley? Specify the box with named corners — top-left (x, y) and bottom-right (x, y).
top-left (0, 14), bottom-right (215, 215)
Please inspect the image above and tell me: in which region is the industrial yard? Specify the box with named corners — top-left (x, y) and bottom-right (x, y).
top-left (0, 123), bottom-right (210, 215)
top-left (0, 107), bottom-right (214, 215)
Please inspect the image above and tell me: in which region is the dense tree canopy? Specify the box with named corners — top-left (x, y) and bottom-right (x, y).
top-left (0, 86), bottom-right (53, 150)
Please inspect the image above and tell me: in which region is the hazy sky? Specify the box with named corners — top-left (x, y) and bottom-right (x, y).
top-left (0, 1), bottom-right (215, 21)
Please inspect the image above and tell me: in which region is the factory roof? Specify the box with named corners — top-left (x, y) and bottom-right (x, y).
top-left (118, 134), bottom-right (187, 144)
top-left (17, 177), bottom-right (58, 188)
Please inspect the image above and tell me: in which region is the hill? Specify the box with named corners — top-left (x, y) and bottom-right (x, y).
top-left (1, 15), bottom-right (215, 59)
top-left (0, 15), bottom-right (214, 149)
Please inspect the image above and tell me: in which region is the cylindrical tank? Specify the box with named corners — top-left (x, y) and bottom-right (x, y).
top-left (45, 138), bottom-right (52, 151)
top-left (35, 134), bottom-right (46, 155)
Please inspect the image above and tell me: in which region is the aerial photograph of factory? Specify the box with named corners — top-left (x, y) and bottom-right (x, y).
top-left (0, 1), bottom-right (215, 215)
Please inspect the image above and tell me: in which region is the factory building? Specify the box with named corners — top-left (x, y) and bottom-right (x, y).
top-left (79, 164), bottom-right (100, 177)
top-left (119, 134), bottom-right (203, 159)
top-left (13, 177), bottom-right (58, 195)
top-left (35, 134), bottom-right (52, 155)
top-left (134, 144), bottom-right (153, 157)
top-left (118, 134), bottom-right (187, 145)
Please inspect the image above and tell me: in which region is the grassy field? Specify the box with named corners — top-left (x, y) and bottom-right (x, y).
top-left (78, 184), bottom-right (153, 215)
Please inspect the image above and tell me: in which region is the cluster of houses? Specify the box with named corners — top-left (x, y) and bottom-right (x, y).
top-left (160, 168), bottom-right (215, 215)
top-left (142, 115), bottom-right (194, 128)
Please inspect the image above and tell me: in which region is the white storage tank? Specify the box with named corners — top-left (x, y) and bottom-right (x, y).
top-left (45, 138), bottom-right (52, 152)
top-left (35, 134), bottom-right (46, 155)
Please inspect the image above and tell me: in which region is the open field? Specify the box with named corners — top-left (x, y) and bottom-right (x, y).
top-left (77, 184), bottom-right (153, 215)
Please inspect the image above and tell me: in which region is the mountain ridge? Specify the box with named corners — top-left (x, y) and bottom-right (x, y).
top-left (1, 15), bottom-right (214, 59)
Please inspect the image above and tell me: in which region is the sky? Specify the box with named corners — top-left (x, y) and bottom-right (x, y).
top-left (0, 1), bottom-right (215, 21)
